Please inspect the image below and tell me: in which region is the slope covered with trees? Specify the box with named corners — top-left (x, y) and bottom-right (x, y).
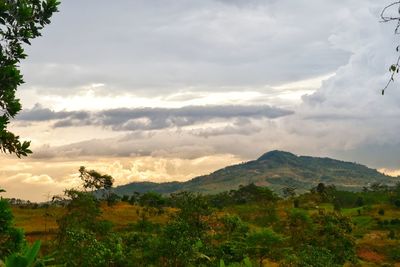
top-left (5, 180), bottom-right (400, 266)
top-left (113, 151), bottom-right (395, 196)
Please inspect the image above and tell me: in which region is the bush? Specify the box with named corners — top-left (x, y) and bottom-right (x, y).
top-left (0, 200), bottom-right (25, 259)
top-left (298, 246), bottom-right (339, 267)
top-left (389, 247), bottom-right (400, 261)
top-left (56, 229), bottom-right (114, 267)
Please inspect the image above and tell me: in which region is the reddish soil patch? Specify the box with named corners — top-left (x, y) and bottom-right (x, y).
top-left (357, 248), bottom-right (385, 263)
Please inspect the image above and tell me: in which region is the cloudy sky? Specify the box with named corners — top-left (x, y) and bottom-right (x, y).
top-left (1, 0), bottom-right (400, 201)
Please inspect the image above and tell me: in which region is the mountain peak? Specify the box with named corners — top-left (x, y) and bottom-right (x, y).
top-left (113, 150), bottom-right (393, 196)
top-left (257, 150), bottom-right (297, 162)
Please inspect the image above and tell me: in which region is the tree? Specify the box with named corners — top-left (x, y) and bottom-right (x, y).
top-left (169, 191), bottom-right (211, 239)
top-left (293, 246), bottom-right (338, 267)
top-left (56, 189), bottom-right (102, 236)
top-left (78, 166), bottom-right (114, 204)
top-left (311, 183), bottom-right (336, 203)
top-left (0, 198), bottom-right (25, 259)
top-left (246, 229), bottom-right (282, 267)
top-left (381, 1), bottom-right (400, 94)
top-left (158, 219), bottom-right (204, 266)
top-left (0, 0), bottom-right (59, 157)
top-left (312, 212), bottom-right (356, 264)
top-left (55, 189), bottom-right (118, 266)
top-left (286, 209), bottom-right (313, 247)
top-left (79, 166), bottom-right (114, 192)
top-left (216, 215), bottom-right (249, 264)
top-left (282, 186), bottom-right (296, 199)
top-left (138, 191), bottom-right (165, 209)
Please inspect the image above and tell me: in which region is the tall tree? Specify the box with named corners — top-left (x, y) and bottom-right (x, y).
top-left (79, 166), bottom-right (114, 192)
top-left (0, 0), bottom-right (60, 157)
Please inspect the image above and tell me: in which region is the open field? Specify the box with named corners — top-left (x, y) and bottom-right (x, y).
top-left (12, 202), bottom-right (174, 242)
top-left (10, 197), bottom-right (400, 266)
top-left (6, 182), bottom-right (400, 266)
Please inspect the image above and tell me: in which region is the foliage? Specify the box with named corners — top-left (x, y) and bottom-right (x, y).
top-left (215, 215), bottom-right (249, 264)
top-left (3, 240), bottom-right (48, 267)
top-left (312, 212), bottom-right (356, 264)
top-left (219, 257), bottom-right (253, 267)
top-left (56, 229), bottom-right (117, 267)
top-left (56, 189), bottom-right (102, 234)
top-left (9, 182), bottom-right (400, 266)
top-left (286, 209), bottom-right (313, 247)
top-left (79, 166), bottom-right (113, 192)
top-left (55, 189), bottom-right (118, 266)
top-left (157, 219), bottom-right (207, 266)
top-left (121, 231), bottom-right (159, 266)
top-left (0, 0), bottom-right (59, 157)
top-left (291, 245), bottom-right (339, 267)
top-left (246, 229), bottom-right (282, 266)
top-left (0, 199), bottom-right (24, 259)
top-left (381, 1), bottom-right (400, 94)
top-left (282, 186), bottom-right (296, 198)
top-left (310, 183), bottom-right (337, 203)
top-left (169, 191), bottom-right (211, 239)
top-left (138, 191), bottom-right (166, 208)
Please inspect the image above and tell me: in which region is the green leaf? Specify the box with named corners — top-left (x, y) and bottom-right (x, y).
top-left (5, 255), bottom-right (29, 267)
top-left (243, 257), bottom-right (253, 267)
top-left (24, 240), bottom-right (41, 266)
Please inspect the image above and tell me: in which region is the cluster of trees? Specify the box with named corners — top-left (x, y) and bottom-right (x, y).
top-left (1, 172), bottom-right (363, 266)
top-left (49, 181), bottom-right (357, 266)
top-left (2, 167), bottom-right (400, 266)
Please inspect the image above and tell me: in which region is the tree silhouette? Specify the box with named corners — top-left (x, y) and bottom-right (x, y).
top-left (381, 1), bottom-right (400, 94)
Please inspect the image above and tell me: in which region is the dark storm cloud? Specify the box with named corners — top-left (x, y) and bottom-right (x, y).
top-left (17, 105), bottom-right (294, 131)
top-left (17, 104), bottom-right (89, 121)
top-left (331, 143), bottom-right (400, 170)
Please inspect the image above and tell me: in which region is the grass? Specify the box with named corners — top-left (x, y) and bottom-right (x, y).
top-left (10, 199), bottom-right (400, 265)
top-left (12, 202), bottom-right (173, 240)
top-left (12, 206), bottom-right (62, 234)
top-left (100, 202), bottom-right (173, 229)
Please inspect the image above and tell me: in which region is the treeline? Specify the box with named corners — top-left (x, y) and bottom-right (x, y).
top-left (1, 168), bottom-right (400, 266)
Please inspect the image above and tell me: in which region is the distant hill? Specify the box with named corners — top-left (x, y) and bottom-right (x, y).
top-left (113, 150), bottom-right (397, 196)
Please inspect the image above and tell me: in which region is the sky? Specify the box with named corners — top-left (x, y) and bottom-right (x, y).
top-left (1, 0), bottom-right (400, 201)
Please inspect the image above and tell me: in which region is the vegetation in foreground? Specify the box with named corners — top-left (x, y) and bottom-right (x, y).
top-left (1, 168), bottom-right (400, 266)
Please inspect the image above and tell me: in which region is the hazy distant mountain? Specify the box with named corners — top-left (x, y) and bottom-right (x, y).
top-left (113, 150), bottom-right (397, 196)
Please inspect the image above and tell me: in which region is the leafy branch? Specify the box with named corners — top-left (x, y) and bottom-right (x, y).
top-left (381, 1), bottom-right (400, 95)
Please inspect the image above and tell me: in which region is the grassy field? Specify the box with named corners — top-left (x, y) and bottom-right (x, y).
top-left (10, 200), bottom-right (400, 266)
top-left (12, 202), bottom-right (173, 242)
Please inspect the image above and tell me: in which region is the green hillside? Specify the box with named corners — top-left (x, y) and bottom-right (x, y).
top-left (113, 151), bottom-right (397, 196)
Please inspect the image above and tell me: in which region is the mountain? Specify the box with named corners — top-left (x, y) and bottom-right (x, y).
top-left (113, 150), bottom-right (397, 196)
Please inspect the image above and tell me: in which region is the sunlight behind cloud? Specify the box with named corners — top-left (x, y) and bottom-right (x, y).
top-left (0, 154), bottom-right (242, 201)
top-left (379, 168), bottom-right (400, 177)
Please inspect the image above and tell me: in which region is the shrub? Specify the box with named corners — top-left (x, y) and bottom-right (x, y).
top-left (0, 200), bottom-right (25, 259)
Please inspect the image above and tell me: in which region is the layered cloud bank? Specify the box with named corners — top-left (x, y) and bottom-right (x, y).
top-left (17, 105), bottom-right (293, 131)
top-left (1, 0), bottom-right (400, 201)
